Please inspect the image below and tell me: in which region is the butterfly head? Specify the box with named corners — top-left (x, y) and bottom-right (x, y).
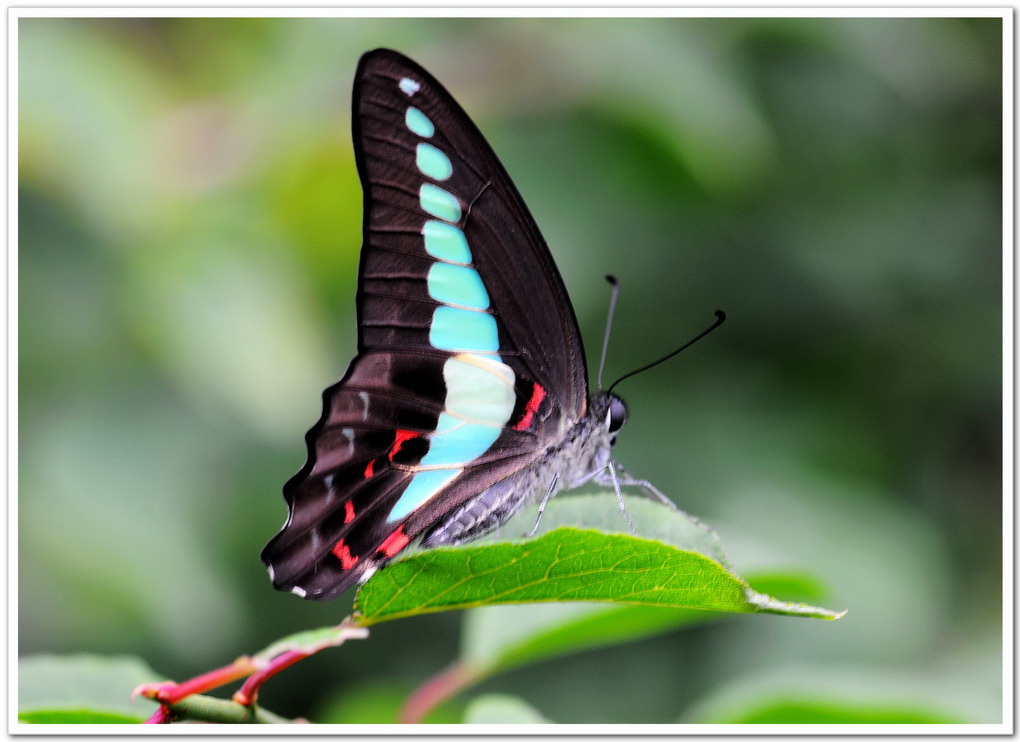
top-left (588, 391), bottom-right (627, 452)
top-left (561, 391), bottom-right (627, 490)
top-left (605, 394), bottom-right (628, 444)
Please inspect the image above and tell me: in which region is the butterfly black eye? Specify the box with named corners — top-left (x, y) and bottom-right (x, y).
top-left (606, 396), bottom-right (627, 434)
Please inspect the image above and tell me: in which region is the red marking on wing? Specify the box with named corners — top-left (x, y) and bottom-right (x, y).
top-left (377, 526), bottom-right (410, 557)
top-left (389, 429), bottom-right (420, 462)
top-left (331, 539), bottom-right (359, 570)
top-left (513, 383), bottom-right (547, 431)
top-left (344, 500), bottom-right (355, 524)
top-left (364, 458), bottom-right (376, 479)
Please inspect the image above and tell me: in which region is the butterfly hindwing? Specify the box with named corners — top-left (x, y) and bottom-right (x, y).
top-left (263, 351), bottom-right (549, 600)
top-left (262, 49), bottom-right (591, 600)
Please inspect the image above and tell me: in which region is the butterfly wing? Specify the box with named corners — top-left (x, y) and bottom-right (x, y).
top-left (354, 49), bottom-right (589, 409)
top-left (262, 48), bottom-right (589, 601)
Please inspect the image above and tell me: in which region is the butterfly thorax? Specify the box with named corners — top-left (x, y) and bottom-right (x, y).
top-left (422, 391), bottom-right (626, 548)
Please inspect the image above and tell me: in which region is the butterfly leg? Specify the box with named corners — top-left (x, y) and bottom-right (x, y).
top-left (609, 463), bottom-right (722, 539)
top-left (604, 463), bottom-right (636, 534)
top-left (612, 463), bottom-right (678, 510)
top-left (524, 473), bottom-right (558, 538)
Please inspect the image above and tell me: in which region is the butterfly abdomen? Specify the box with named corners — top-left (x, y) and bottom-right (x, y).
top-left (422, 470), bottom-right (539, 547)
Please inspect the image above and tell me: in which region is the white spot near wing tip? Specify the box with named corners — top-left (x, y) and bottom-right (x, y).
top-left (399, 77), bottom-right (420, 96)
top-left (267, 565), bottom-right (275, 580)
top-left (291, 585), bottom-right (307, 598)
top-left (358, 565), bottom-right (379, 584)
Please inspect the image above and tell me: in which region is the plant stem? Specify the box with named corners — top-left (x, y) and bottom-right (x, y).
top-left (136, 618), bottom-right (370, 722)
top-left (150, 694), bottom-right (297, 724)
top-left (398, 662), bottom-right (480, 724)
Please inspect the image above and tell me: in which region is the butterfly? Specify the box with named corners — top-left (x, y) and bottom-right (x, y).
top-left (262, 48), bottom-right (699, 601)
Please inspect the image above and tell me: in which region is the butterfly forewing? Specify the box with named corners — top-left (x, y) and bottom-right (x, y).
top-left (262, 49), bottom-right (591, 601)
top-left (355, 50), bottom-right (588, 411)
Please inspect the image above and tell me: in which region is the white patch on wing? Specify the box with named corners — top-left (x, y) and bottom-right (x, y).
top-left (290, 585), bottom-right (307, 598)
top-left (358, 565), bottom-right (379, 584)
top-left (358, 391), bottom-right (370, 420)
top-left (399, 77), bottom-right (420, 96)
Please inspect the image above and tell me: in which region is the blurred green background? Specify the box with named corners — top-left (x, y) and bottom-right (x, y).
top-left (18, 17), bottom-right (1003, 724)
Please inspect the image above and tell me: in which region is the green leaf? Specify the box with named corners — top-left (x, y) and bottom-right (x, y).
top-left (354, 495), bottom-right (842, 626)
top-left (463, 694), bottom-right (551, 724)
top-left (461, 571), bottom-right (824, 676)
top-left (18, 654), bottom-right (166, 723)
top-left (395, 571), bottom-right (827, 723)
top-left (713, 699), bottom-right (963, 724)
top-left (463, 603), bottom-right (717, 676)
top-left (681, 665), bottom-right (982, 724)
top-left (19, 710), bottom-right (143, 724)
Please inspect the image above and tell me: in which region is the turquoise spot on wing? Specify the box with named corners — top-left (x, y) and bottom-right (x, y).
top-left (417, 143), bottom-right (453, 181)
top-left (430, 306), bottom-right (499, 352)
top-left (435, 413), bottom-right (463, 432)
top-left (405, 107), bottom-right (434, 137)
top-left (423, 221), bottom-right (471, 264)
top-left (442, 355), bottom-right (516, 424)
top-left (427, 263), bottom-right (489, 310)
top-left (419, 415), bottom-right (503, 467)
top-left (387, 469), bottom-right (459, 521)
top-left (420, 184), bottom-right (461, 222)
top-left (384, 354), bottom-right (517, 523)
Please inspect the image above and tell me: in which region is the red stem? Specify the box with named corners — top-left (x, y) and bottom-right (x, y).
top-left (143, 705), bottom-right (173, 724)
top-left (138, 656), bottom-right (257, 706)
top-left (398, 662), bottom-right (479, 724)
top-left (233, 649), bottom-right (310, 707)
top-left (133, 621), bottom-right (368, 722)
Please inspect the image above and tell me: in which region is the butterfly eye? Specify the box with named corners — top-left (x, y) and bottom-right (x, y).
top-left (606, 396), bottom-right (627, 434)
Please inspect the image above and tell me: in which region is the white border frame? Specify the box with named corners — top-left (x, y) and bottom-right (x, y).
top-left (7, 7), bottom-right (1013, 735)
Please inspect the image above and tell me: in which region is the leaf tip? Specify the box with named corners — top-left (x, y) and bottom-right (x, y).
top-left (745, 588), bottom-right (846, 619)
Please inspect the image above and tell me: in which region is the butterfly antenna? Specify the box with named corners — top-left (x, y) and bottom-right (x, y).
top-left (597, 275), bottom-right (621, 391)
top-left (607, 310), bottom-right (727, 394)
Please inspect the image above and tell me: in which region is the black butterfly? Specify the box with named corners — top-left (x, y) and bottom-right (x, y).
top-left (262, 48), bottom-right (689, 601)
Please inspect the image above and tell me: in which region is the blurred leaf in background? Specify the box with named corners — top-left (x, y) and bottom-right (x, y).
top-left (17, 16), bottom-right (1003, 724)
top-left (19, 655), bottom-right (166, 723)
